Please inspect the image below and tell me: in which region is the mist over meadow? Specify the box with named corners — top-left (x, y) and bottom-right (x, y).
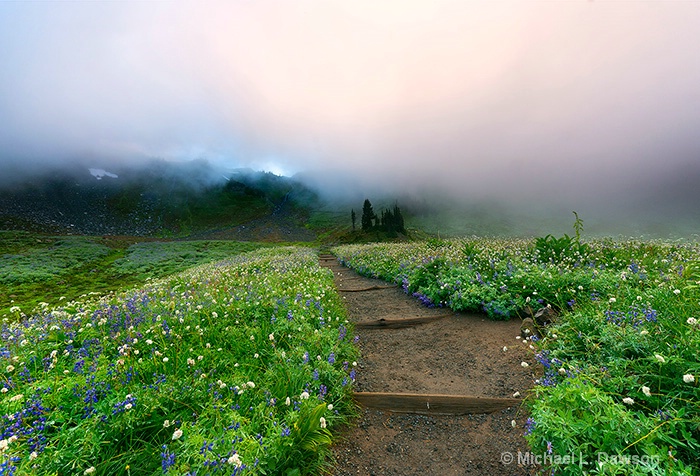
top-left (1, 1), bottom-right (699, 237)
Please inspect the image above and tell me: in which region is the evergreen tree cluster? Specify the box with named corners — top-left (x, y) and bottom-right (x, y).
top-left (354, 199), bottom-right (406, 234)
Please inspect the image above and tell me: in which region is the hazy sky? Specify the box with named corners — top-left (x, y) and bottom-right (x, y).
top-left (1, 1), bottom-right (699, 211)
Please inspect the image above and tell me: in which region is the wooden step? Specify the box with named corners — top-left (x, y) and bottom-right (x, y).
top-left (353, 392), bottom-right (521, 415)
top-left (354, 314), bottom-right (452, 329)
top-left (337, 285), bottom-right (396, 292)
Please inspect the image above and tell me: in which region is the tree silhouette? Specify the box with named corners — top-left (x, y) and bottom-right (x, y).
top-left (358, 199), bottom-right (406, 234)
top-left (351, 209), bottom-right (356, 231)
top-left (361, 199), bottom-right (375, 231)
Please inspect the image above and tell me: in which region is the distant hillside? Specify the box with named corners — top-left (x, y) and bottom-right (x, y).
top-left (0, 159), bottom-right (321, 238)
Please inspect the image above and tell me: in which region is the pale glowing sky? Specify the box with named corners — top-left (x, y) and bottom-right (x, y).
top-left (1, 1), bottom-right (699, 221)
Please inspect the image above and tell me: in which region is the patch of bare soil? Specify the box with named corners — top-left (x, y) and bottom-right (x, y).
top-left (320, 256), bottom-right (539, 476)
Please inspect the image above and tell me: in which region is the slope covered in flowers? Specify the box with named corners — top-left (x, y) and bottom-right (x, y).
top-left (1, 247), bottom-right (358, 475)
top-left (333, 239), bottom-right (700, 474)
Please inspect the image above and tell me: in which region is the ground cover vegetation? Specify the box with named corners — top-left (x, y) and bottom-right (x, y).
top-left (0, 231), bottom-right (273, 317)
top-left (0, 246), bottom-right (358, 475)
top-left (332, 233), bottom-right (700, 475)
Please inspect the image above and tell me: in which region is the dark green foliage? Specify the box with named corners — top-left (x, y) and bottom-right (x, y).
top-left (361, 199), bottom-right (375, 231)
top-left (358, 199), bottom-right (405, 235)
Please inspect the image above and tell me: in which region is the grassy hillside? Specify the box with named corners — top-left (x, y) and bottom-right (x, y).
top-left (0, 161), bottom-right (320, 238)
top-left (0, 231), bottom-right (277, 318)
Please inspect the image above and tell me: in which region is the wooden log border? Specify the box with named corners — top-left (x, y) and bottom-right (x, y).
top-left (337, 285), bottom-right (396, 292)
top-left (353, 392), bottom-right (521, 415)
top-left (354, 314), bottom-right (452, 329)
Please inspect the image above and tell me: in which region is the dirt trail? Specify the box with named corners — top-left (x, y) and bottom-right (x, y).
top-left (319, 255), bottom-right (539, 476)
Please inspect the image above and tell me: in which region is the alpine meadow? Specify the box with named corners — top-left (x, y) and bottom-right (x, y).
top-left (2, 2), bottom-right (700, 475)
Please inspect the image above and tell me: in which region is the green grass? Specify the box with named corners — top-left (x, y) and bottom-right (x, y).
top-left (332, 238), bottom-right (700, 474)
top-left (0, 247), bottom-right (359, 475)
top-left (0, 232), bottom-right (272, 318)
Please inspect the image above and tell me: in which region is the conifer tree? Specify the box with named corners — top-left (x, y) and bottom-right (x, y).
top-left (351, 209), bottom-right (356, 231)
top-left (361, 199), bottom-right (375, 231)
top-left (394, 204), bottom-right (405, 233)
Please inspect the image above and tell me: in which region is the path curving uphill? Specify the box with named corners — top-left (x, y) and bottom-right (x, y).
top-left (319, 254), bottom-right (539, 476)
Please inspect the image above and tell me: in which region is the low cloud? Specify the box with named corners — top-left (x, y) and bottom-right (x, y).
top-left (1, 1), bottom-right (698, 234)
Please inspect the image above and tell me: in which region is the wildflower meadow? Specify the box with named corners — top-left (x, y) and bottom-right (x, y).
top-left (1, 247), bottom-right (358, 475)
top-left (333, 237), bottom-right (700, 475)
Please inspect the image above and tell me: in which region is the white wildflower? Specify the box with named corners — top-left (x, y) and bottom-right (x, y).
top-left (29, 451), bottom-right (38, 460)
top-left (502, 346), bottom-right (508, 352)
top-left (163, 420), bottom-right (171, 428)
top-left (609, 297), bottom-right (616, 304)
top-left (300, 391), bottom-right (310, 400)
top-left (8, 394), bottom-right (23, 402)
top-left (227, 454), bottom-right (242, 467)
top-left (687, 317), bottom-right (698, 326)
top-left (187, 358), bottom-right (195, 366)
top-left (521, 362), bottom-right (529, 368)
top-left (5, 365), bottom-right (14, 373)
top-left (246, 381), bottom-right (255, 388)
top-left (269, 333), bottom-right (275, 341)
top-left (320, 417), bottom-right (327, 429)
top-left (162, 357), bottom-right (169, 363)
top-left (84, 467), bottom-right (96, 475)
top-left (655, 354), bottom-right (666, 363)
top-left (622, 397), bottom-right (635, 405)
top-left (172, 428), bottom-right (183, 440)
top-left (327, 404), bottom-right (334, 410)
top-left (673, 289), bottom-right (681, 295)
top-left (683, 374), bottom-right (695, 384)
top-left (511, 419), bottom-right (517, 428)
top-left (642, 386), bottom-right (652, 397)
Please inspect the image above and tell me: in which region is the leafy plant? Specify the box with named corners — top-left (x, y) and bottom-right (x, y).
top-left (533, 212), bottom-right (590, 264)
